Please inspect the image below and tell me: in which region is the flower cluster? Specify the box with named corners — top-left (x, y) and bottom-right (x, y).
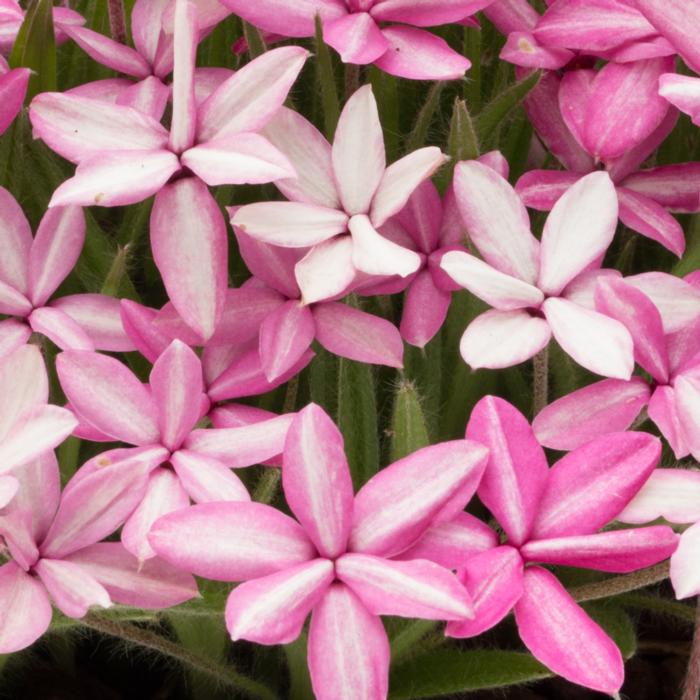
top-left (0, 0), bottom-right (699, 698)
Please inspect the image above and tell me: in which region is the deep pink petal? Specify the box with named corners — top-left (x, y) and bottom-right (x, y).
top-left (0, 67), bottom-right (28, 136)
top-left (515, 169), bottom-right (581, 211)
top-left (323, 12), bottom-right (389, 65)
top-left (658, 74), bottom-right (700, 126)
top-left (501, 31), bottom-right (573, 69)
top-left (647, 385), bottom-right (689, 459)
top-left (558, 68), bottom-right (596, 149)
top-left (621, 163), bottom-right (700, 213)
top-left (400, 270), bottom-right (451, 348)
top-left (371, 0), bottom-right (492, 25)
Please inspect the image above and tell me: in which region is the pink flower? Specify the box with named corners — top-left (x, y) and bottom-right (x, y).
top-left (232, 91), bottom-right (447, 304)
top-left (440, 165), bottom-right (636, 378)
top-left (30, 0), bottom-right (307, 340)
top-left (150, 403), bottom-right (490, 699)
top-left (56, 340), bottom-right (295, 561)
top-left (533, 274), bottom-right (700, 455)
top-left (0, 345), bottom-right (77, 508)
top-left (220, 0), bottom-right (487, 79)
top-left (0, 448), bottom-right (197, 653)
top-left (0, 56), bottom-right (28, 136)
top-left (443, 396), bottom-right (678, 694)
top-left (0, 187), bottom-right (134, 354)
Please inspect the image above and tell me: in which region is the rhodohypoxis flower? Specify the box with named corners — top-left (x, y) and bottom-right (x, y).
top-left (232, 91), bottom-right (447, 304)
top-left (0, 187), bottom-right (134, 354)
top-left (0, 448), bottom-right (197, 653)
top-left (444, 396), bottom-right (678, 693)
top-left (533, 275), bottom-right (700, 455)
top-left (440, 165), bottom-right (636, 378)
top-left (220, 0), bottom-right (489, 79)
top-left (150, 403), bottom-right (490, 700)
top-left (0, 56), bottom-right (27, 136)
top-left (55, 340), bottom-right (295, 561)
top-left (0, 345), bottom-right (77, 508)
top-left (29, 0), bottom-right (307, 340)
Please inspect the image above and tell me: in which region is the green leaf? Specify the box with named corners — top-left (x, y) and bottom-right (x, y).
top-left (388, 649), bottom-right (550, 698)
top-left (389, 380), bottom-right (430, 462)
top-left (405, 82), bottom-right (445, 153)
top-left (463, 26), bottom-right (481, 110)
top-left (618, 593), bottom-right (696, 625)
top-left (100, 245), bottom-right (131, 298)
top-left (284, 632), bottom-right (315, 700)
top-left (314, 15), bottom-right (340, 140)
top-left (9, 0), bottom-right (56, 100)
top-left (242, 21), bottom-right (266, 59)
top-left (475, 70), bottom-right (541, 145)
top-left (585, 603), bottom-right (637, 660)
top-left (448, 98), bottom-right (480, 162)
top-left (673, 212), bottom-right (700, 276)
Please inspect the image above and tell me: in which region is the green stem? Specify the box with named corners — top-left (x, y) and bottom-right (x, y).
top-left (107, 0), bottom-right (126, 44)
top-left (570, 561), bottom-right (670, 603)
top-left (532, 346), bottom-right (549, 416)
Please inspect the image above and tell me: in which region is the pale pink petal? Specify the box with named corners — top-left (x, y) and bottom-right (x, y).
top-left (66, 77), bottom-right (133, 103)
top-left (621, 163), bottom-right (700, 212)
top-left (170, 450), bottom-right (250, 504)
top-left (29, 93), bottom-right (170, 164)
top-left (658, 74), bottom-right (700, 126)
top-left (0, 186), bottom-right (32, 295)
top-left (0, 319), bottom-right (31, 360)
top-left (467, 395), bottom-right (548, 546)
top-left (648, 385), bottom-right (689, 459)
top-left (446, 546), bottom-right (524, 638)
top-left (349, 440), bottom-right (489, 557)
top-left (0, 67), bottom-right (28, 136)
top-left (148, 501), bottom-right (316, 581)
top-left (374, 26), bottom-right (470, 80)
top-left (197, 46), bottom-right (309, 141)
top-left (0, 280), bottom-right (32, 316)
top-left (116, 76), bottom-right (170, 122)
top-left (226, 558), bottom-right (334, 644)
top-left (675, 374), bottom-right (700, 462)
top-left (182, 132), bottom-right (295, 186)
top-left (533, 378), bottom-right (651, 451)
top-left (515, 566), bottom-right (623, 694)
top-left (65, 541), bottom-right (198, 608)
top-left (500, 31), bottom-right (573, 69)
top-left (313, 301), bottom-right (404, 368)
top-left (372, 0), bottom-right (492, 25)
top-left (232, 202), bottom-right (348, 247)
top-left (295, 235), bottom-right (357, 305)
top-left (531, 431), bottom-right (662, 539)
top-left (323, 12), bottom-right (389, 64)
top-left (0, 344), bottom-right (47, 440)
top-left (168, 0), bottom-right (197, 153)
top-left (459, 309), bottom-right (551, 370)
top-left (151, 178), bottom-right (228, 341)
top-left (400, 270), bottom-right (451, 348)
top-left (617, 187), bottom-right (686, 257)
top-left (56, 350), bottom-right (159, 445)
top-left (515, 169), bottom-right (581, 210)
top-left (28, 307), bottom-right (94, 350)
top-left (0, 475), bottom-right (18, 508)
top-left (543, 297), bottom-right (633, 379)
top-left (194, 67), bottom-right (234, 107)
top-left (308, 583), bottom-right (389, 700)
top-left (0, 562), bottom-right (52, 653)
top-left (49, 150), bottom-right (181, 208)
top-left (670, 521), bottom-right (700, 599)
top-left (453, 160), bottom-right (539, 283)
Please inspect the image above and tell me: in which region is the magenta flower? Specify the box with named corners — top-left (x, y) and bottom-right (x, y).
top-left (443, 396), bottom-right (678, 694)
top-left (0, 447), bottom-right (197, 653)
top-left (232, 91), bottom-right (447, 304)
top-left (150, 403), bottom-right (490, 699)
top-left (533, 274), bottom-right (700, 455)
top-left (0, 187), bottom-right (134, 353)
top-left (220, 0), bottom-right (489, 79)
top-left (29, 0), bottom-right (307, 340)
top-left (0, 56), bottom-right (28, 136)
top-left (56, 340), bottom-right (295, 561)
top-left (440, 165), bottom-right (635, 378)
top-left (0, 344), bottom-right (77, 508)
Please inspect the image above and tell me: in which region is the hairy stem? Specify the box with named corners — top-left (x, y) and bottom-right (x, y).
top-left (107, 0), bottom-right (127, 44)
top-left (532, 346), bottom-right (549, 415)
top-left (82, 614), bottom-right (277, 700)
top-left (345, 64), bottom-right (360, 100)
top-left (570, 561), bottom-right (670, 603)
top-left (683, 603), bottom-right (700, 700)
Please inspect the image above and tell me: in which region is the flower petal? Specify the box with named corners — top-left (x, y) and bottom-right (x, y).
top-left (0, 185), bottom-right (32, 295)
top-left (670, 521), bottom-right (700, 599)
top-left (515, 169), bottom-right (581, 211)
top-left (323, 12), bottom-right (389, 65)
top-left (400, 269), bottom-right (451, 348)
top-left (168, 0), bottom-right (197, 153)
top-left (170, 450), bottom-right (251, 504)
top-left (295, 235), bottom-right (357, 304)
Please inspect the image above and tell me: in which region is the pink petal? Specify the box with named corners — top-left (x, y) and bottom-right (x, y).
top-left (213, 286), bottom-right (288, 346)
top-left (168, 0), bottom-right (197, 153)
top-left (148, 501), bottom-right (316, 581)
top-left (232, 202), bottom-right (348, 247)
top-left (648, 385), bottom-right (689, 459)
top-left (671, 521), bottom-right (700, 599)
top-left (197, 46), bottom-right (309, 141)
top-left (392, 512), bottom-right (498, 569)
top-left (533, 378), bottom-right (651, 451)
top-left (308, 583), bottom-right (389, 700)
top-left (0, 562), bottom-right (52, 653)
top-left (0, 67), bottom-right (28, 136)
top-left (28, 306), bottom-right (93, 350)
top-left (151, 178), bottom-right (228, 341)
top-left (453, 160), bottom-right (539, 283)
top-left (56, 350), bottom-right (159, 445)
top-left (29, 93), bottom-right (169, 164)
top-left (182, 132), bottom-right (296, 186)
top-left (313, 301), bottom-right (404, 368)
top-left (531, 431), bottom-right (662, 539)
top-left (0, 475), bottom-right (18, 508)
top-left (500, 31), bottom-right (573, 69)
top-left (0, 186), bottom-right (32, 295)
top-left (658, 74), bottom-right (700, 125)
top-left (371, 0), bottom-right (492, 25)
top-left (543, 297), bottom-right (633, 379)
top-left (400, 269), bottom-right (451, 348)
top-left (675, 374), bottom-right (700, 461)
top-left (65, 541), bottom-right (198, 608)
top-left (621, 163), bottom-right (700, 212)
top-left (66, 77), bottom-right (134, 103)
top-left (374, 26), bottom-right (470, 80)
top-left (0, 344), bottom-right (47, 438)
top-left (323, 12), bottom-right (389, 65)
top-left (226, 558), bottom-right (334, 644)
top-left (558, 68), bottom-right (595, 150)
top-left (515, 169), bottom-right (581, 211)
top-left (349, 440), bottom-right (488, 557)
top-left (170, 450), bottom-right (251, 504)
top-left (459, 309), bottom-right (552, 370)
top-left (283, 404), bottom-right (354, 559)
top-left (467, 395), bottom-right (548, 546)
top-left (116, 76), bottom-right (170, 122)
top-left (49, 149), bottom-right (181, 208)
top-left (295, 235), bottom-right (357, 305)
top-left (515, 566), bottom-right (623, 693)
top-left (0, 319), bottom-right (31, 360)
top-left (446, 546), bottom-right (524, 638)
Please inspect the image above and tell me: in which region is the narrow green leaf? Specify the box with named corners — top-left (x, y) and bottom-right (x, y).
top-left (475, 70), bottom-right (541, 145)
top-left (389, 619), bottom-right (438, 664)
top-left (405, 82), bottom-right (445, 153)
top-left (100, 245), bottom-right (131, 297)
top-left (585, 603), bottom-right (637, 660)
top-left (314, 15), bottom-right (340, 140)
top-left (9, 0), bottom-right (56, 100)
top-left (448, 98), bottom-right (480, 162)
top-left (389, 380), bottom-right (430, 462)
top-left (284, 632), bottom-right (315, 700)
top-left (673, 212), bottom-right (700, 276)
top-left (308, 345), bottom-right (338, 418)
top-left (463, 26), bottom-right (481, 110)
top-left (57, 436), bottom-right (81, 484)
top-left (369, 66), bottom-right (400, 161)
top-left (389, 649), bottom-right (550, 698)
top-left (618, 593), bottom-right (696, 624)
top-left (242, 20), bottom-right (266, 59)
